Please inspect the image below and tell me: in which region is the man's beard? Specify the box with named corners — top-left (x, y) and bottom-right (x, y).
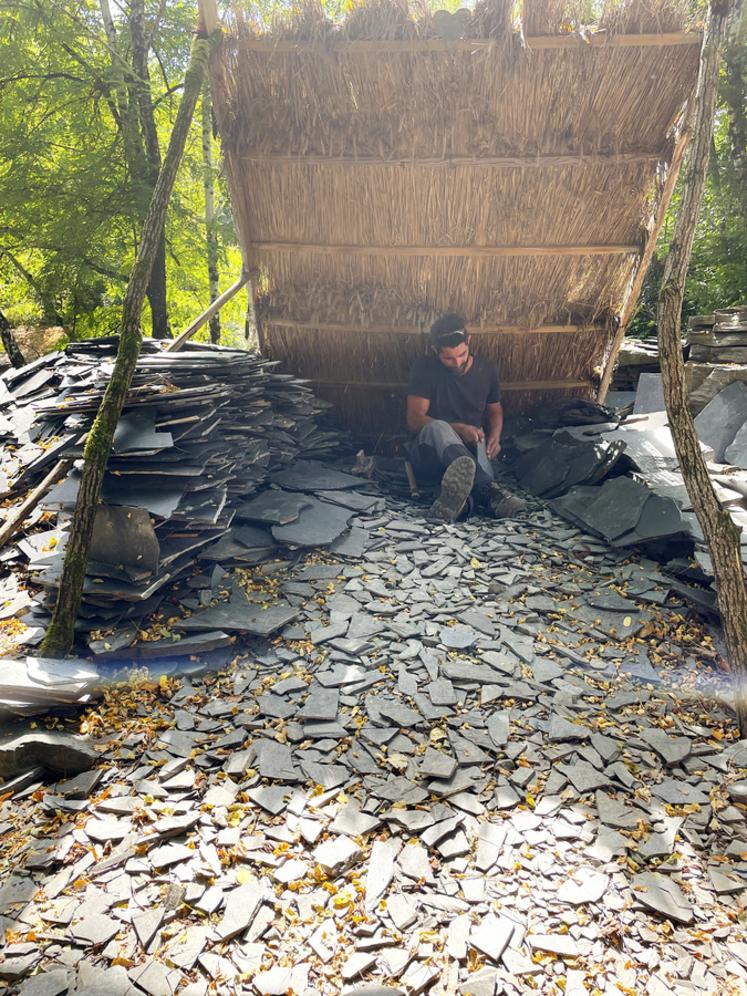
top-left (449, 358), bottom-right (470, 376)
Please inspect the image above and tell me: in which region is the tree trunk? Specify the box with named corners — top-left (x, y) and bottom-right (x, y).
top-left (1, 249), bottom-right (63, 326)
top-left (723, 19), bottom-right (747, 223)
top-left (40, 27), bottom-right (219, 658)
top-left (656, 0), bottom-right (747, 733)
top-left (0, 309), bottom-right (27, 368)
top-left (98, 0), bottom-right (148, 205)
top-left (202, 80), bottom-right (221, 344)
top-left (130, 0), bottom-right (170, 339)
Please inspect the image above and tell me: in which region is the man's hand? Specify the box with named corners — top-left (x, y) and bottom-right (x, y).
top-left (486, 433), bottom-right (502, 460)
top-left (452, 423), bottom-right (484, 446)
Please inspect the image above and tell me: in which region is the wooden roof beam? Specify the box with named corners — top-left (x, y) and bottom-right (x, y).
top-left (307, 377), bottom-right (594, 391)
top-left (265, 318), bottom-right (608, 336)
top-left (241, 152), bottom-right (662, 168)
top-left (232, 32), bottom-right (701, 53)
top-left (251, 241), bottom-right (638, 258)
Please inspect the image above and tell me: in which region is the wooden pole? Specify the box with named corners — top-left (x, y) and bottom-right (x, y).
top-left (40, 28), bottom-right (220, 658)
top-left (166, 271), bottom-right (252, 352)
top-left (597, 117), bottom-right (693, 401)
top-left (655, 2), bottom-right (746, 731)
top-left (0, 461), bottom-right (70, 550)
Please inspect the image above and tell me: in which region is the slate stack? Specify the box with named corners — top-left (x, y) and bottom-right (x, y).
top-left (610, 338), bottom-right (661, 391)
top-left (687, 306), bottom-right (747, 363)
top-left (0, 339), bottom-right (344, 647)
top-left (685, 306), bottom-right (747, 413)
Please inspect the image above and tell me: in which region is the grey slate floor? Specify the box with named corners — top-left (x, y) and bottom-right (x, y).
top-left (1, 495), bottom-right (747, 996)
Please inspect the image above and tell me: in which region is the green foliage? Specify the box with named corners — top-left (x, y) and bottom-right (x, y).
top-left (0, 0), bottom-right (247, 344)
top-left (629, 48), bottom-right (747, 338)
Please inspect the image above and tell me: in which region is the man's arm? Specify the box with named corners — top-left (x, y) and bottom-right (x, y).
top-left (406, 394), bottom-right (433, 433)
top-left (485, 401), bottom-right (503, 459)
top-left (407, 395), bottom-right (484, 444)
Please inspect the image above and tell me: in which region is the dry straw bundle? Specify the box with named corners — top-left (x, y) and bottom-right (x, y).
top-left (211, 0), bottom-right (700, 433)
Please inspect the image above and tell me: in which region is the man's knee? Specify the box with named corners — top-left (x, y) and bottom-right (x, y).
top-left (418, 420), bottom-right (460, 447)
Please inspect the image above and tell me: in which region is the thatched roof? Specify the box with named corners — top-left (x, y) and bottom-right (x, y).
top-left (207, 0), bottom-right (701, 436)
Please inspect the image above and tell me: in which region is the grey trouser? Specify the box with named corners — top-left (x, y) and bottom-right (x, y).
top-left (408, 420), bottom-right (494, 489)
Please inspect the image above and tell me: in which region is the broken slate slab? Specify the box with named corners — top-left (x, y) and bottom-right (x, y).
top-left (694, 380), bottom-right (747, 461)
top-left (235, 490), bottom-right (312, 525)
top-left (418, 748), bottom-right (457, 780)
top-left (470, 914), bottom-right (514, 963)
top-left (527, 934), bottom-right (580, 958)
top-left (72, 914), bottom-right (120, 947)
top-left (215, 879), bottom-right (263, 941)
top-left (638, 728), bottom-right (691, 766)
top-left (549, 715), bottom-right (591, 742)
top-left (271, 498), bottom-right (352, 547)
top-left (557, 868), bottom-right (608, 905)
top-left (270, 460), bottom-right (363, 492)
top-left (17, 970), bottom-right (70, 996)
top-left (0, 730), bottom-right (97, 777)
top-left (475, 823), bottom-right (506, 872)
top-left (630, 872), bottom-right (693, 924)
top-left (331, 803), bottom-right (380, 836)
top-left (313, 836), bottom-right (361, 875)
top-left (178, 595), bottom-right (298, 637)
top-left (440, 624), bottom-right (478, 649)
top-left (556, 761), bottom-right (612, 793)
top-left (364, 839), bottom-right (400, 912)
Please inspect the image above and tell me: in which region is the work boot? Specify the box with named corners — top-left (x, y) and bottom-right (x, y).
top-left (429, 456), bottom-right (476, 522)
top-left (488, 481), bottom-right (527, 519)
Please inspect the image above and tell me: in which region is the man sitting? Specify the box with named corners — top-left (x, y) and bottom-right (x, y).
top-left (406, 313), bottom-right (525, 521)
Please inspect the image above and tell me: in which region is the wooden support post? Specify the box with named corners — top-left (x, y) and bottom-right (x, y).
top-left (167, 271), bottom-right (252, 352)
top-left (655, 1), bottom-right (746, 733)
top-left (0, 461), bottom-right (70, 550)
top-left (596, 117), bottom-right (693, 401)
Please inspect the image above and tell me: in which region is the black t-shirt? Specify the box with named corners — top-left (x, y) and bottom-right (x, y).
top-left (407, 354), bottom-right (501, 428)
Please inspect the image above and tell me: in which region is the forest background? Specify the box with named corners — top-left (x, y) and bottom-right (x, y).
top-left (1, 0), bottom-right (745, 352)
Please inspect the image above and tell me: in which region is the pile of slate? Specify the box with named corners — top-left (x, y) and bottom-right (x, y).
top-left (527, 381), bottom-right (747, 609)
top-left (511, 433), bottom-right (625, 500)
top-left (685, 305), bottom-right (747, 412)
top-left (0, 339), bottom-right (352, 654)
top-left (687, 305), bottom-right (747, 363)
top-left (1, 497), bottom-right (744, 996)
top-left (610, 337), bottom-right (661, 391)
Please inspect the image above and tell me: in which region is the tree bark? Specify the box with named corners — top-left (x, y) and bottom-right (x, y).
top-left (1, 249), bottom-right (63, 326)
top-left (0, 309), bottom-right (27, 368)
top-left (98, 0), bottom-right (147, 204)
top-left (656, 0), bottom-right (747, 733)
top-left (723, 16), bottom-right (747, 223)
top-left (130, 0), bottom-right (170, 339)
top-left (40, 27), bottom-right (219, 658)
top-left (201, 79), bottom-right (220, 344)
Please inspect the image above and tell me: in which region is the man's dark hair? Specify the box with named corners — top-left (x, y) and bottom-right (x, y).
top-left (429, 313), bottom-right (468, 350)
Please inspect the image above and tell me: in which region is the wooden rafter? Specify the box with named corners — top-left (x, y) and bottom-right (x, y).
top-left (251, 241), bottom-right (638, 259)
top-left (264, 318), bottom-right (608, 337)
top-left (231, 32), bottom-right (701, 53)
top-left (308, 377), bottom-right (593, 391)
top-left (241, 152), bottom-right (662, 168)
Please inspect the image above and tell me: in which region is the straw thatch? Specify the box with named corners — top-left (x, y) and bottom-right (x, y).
top-left (209, 0), bottom-right (701, 435)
